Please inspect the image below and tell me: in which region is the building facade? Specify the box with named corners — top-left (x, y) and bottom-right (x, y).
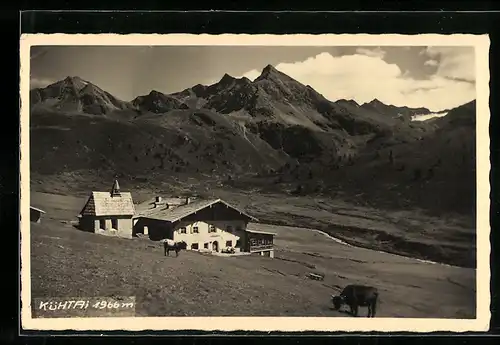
top-left (133, 197), bottom-right (275, 257)
top-left (246, 229), bottom-right (275, 258)
top-left (78, 180), bottom-right (135, 238)
top-left (30, 206), bottom-right (46, 223)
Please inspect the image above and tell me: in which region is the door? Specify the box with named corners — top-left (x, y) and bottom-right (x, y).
top-left (212, 241), bottom-right (219, 252)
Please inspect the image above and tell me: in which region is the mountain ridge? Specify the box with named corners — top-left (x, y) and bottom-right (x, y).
top-left (30, 65), bottom-right (437, 119)
top-left (30, 76), bottom-right (135, 115)
top-left (29, 66), bottom-right (477, 214)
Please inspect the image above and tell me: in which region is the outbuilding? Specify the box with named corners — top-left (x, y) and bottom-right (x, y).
top-left (78, 180), bottom-right (135, 238)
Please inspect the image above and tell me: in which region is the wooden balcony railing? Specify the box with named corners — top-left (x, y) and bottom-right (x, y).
top-left (250, 244), bottom-right (273, 251)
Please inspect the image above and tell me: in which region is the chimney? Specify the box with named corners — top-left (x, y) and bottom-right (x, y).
top-left (110, 179), bottom-right (121, 197)
top-left (155, 196), bottom-right (162, 203)
top-left (185, 196), bottom-right (191, 205)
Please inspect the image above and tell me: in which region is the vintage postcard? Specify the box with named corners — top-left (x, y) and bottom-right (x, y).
top-left (20, 33), bottom-right (491, 333)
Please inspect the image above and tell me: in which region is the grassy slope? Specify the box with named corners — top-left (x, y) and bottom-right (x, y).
top-left (29, 109), bottom-right (287, 178)
top-left (30, 170), bottom-right (476, 269)
top-left (29, 192), bottom-right (475, 318)
top-left (213, 190), bottom-right (476, 269)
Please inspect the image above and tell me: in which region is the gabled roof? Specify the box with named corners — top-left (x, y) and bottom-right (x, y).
top-left (135, 198), bottom-right (258, 223)
top-left (80, 191), bottom-right (135, 217)
top-left (30, 206), bottom-right (46, 214)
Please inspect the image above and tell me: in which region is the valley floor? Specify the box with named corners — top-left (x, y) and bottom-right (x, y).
top-left (31, 171), bottom-right (477, 268)
top-left (216, 189), bottom-right (477, 269)
top-left (28, 191), bottom-right (476, 318)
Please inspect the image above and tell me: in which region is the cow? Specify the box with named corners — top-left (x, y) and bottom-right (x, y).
top-left (162, 239), bottom-right (187, 257)
top-left (331, 284), bottom-right (379, 317)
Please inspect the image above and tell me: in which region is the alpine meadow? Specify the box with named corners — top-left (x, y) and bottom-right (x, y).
top-left (25, 43), bottom-right (481, 322)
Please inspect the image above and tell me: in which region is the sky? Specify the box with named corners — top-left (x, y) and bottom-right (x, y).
top-left (29, 45), bottom-right (476, 112)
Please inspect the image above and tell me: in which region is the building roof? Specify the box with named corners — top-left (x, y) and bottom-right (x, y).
top-left (134, 197), bottom-right (187, 214)
top-left (135, 198), bottom-right (259, 223)
top-left (80, 191), bottom-right (135, 217)
top-left (246, 229), bottom-right (277, 236)
top-left (30, 206), bottom-right (46, 214)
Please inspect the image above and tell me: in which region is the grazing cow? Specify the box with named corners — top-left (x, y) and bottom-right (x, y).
top-left (162, 239), bottom-right (187, 257)
top-left (331, 284), bottom-right (379, 317)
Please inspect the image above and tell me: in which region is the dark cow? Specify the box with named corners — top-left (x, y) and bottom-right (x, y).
top-left (162, 239), bottom-right (187, 257)
top-left (331, 284), bottom-right (379, 317)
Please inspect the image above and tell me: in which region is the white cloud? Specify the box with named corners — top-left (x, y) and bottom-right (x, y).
top-left (355, 47), bottom-right (386, 59)
top-left (240, 70), bottom-right (261, 82)
top-left (239, 51), bottom-right (475, 112)
top-left (425, 46), bottom-right (475, 82)
top-left (30, 77), bottom-right (55, 89)
top-left (424, 59), bottom-right (439, 67)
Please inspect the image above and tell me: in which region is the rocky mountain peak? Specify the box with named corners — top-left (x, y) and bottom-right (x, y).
top-left (219, 73), bottom-right (236, 85)
top-left (255, 64), bottom-right (281, 81)
top-left (368, 98), bottom-right (384, 106)
top-left (148, 90), bottom-right (165, 97)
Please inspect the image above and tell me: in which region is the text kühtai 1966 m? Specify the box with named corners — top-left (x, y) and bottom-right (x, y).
top-left (33, 296), bottom-right (136, 318)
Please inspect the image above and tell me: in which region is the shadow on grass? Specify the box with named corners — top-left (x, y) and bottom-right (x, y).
top-left (72, 224), bottom-right (85, 232)
top-left (328, 306), bottom-right (352, 315)
top-left (163, 253), bottom-right (183, 259)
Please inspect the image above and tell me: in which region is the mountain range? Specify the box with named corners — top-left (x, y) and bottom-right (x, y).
top-left (29, 64), bottom-right (476, 214)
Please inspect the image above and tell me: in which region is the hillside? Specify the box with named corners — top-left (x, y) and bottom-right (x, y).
top-left (268, 100), bottom-right (476, 214)
top-left (30, 108), bottom-right (289, 179)
top-left (347, 100), bottom-right (475, 213)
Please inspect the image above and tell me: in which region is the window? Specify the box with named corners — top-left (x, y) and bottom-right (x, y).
top-left (250, 238), bottom-right (257, 246)
top-left (209, 225), bottom-right (216, 233)
top-left (99, 219), bottom-right (106, 230)
top-left (226, 240), bottom-right (232, 247)
top-left (179, 227), bottom-right (187, 234)
top-left (191, 243), bottom-right (199, 250)
top-left (226, 225), bottom-right (233, 233)
top-left (258, 239), bottom-right (263, 245)
top-left (192, 226), bottom-right (199, 234)
top-left (204, 243), bottom-right (209, 249)
top-left (111, 218), bottom-right (118, 230)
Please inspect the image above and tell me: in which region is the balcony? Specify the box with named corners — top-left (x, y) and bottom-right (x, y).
top-left (250, 244), bottom-right (273, 251)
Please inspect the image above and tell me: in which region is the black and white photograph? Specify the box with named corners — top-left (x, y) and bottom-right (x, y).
top-left (20, 34), bottom-right (490, 332)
